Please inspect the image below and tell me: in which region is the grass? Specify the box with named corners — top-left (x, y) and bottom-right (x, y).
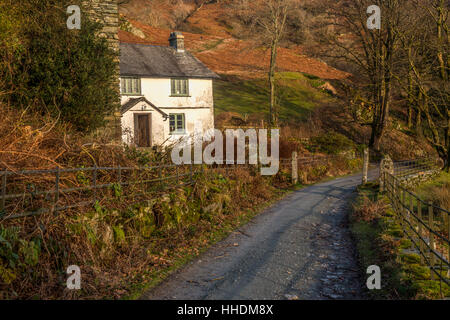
top-left (415, 171), bottom-right (450, 210)
top-left (213, 72), bottom-right (333, 123)
top-left (350, 183), bottom-right (450, 299)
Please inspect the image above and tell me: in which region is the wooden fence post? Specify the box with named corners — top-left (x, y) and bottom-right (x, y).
top-left (404, 191), bottom-right (411, 240)
top-left (409, 195), bottom-right (415, 241)
top-left (394, 179), bottom-right (399, 210)
top-left (418, 202), bottom-right (425, 264)
top-left (400, 189), bottom-right (405, 222)
top-left (291, 152), bottom-right (298, 185)
top-left (428, 204), bottom-right (435, 279)
top-left (362, 148), bottom-right (369, 184)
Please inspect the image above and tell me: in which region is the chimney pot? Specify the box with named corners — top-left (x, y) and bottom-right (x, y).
top-left (169, 31), bottom-right (185, 53)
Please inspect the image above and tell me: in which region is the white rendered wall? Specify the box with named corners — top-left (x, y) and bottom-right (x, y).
top-left (120, 77), bottom-right (215, 146)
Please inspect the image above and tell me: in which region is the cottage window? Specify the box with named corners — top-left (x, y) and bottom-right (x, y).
top-left (171, 78), bottom-right (189, 96)
top-left (121, 77), bottom-right (141, 95)
top-left (169, 114), bottom-right (186, 134)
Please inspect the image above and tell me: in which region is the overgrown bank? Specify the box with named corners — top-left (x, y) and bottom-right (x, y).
top-left (0, 166), bottom-right (285, 299)
top-left (351, 183), bottom-right (449, 299)
top-left (0, 154), bottom-right (362, 300)
top-left (0, 96), bottom-right (364, 300)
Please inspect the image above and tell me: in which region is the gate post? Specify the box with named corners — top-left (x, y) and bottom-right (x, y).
top-left (362, 148), bottom-right (369, 184)
top-left (380, 155), bottom-right (394, 192)
top-left (292, 152), bottom-right (298, 185)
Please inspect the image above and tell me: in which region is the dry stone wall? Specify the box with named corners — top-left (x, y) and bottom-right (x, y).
top-left (397, 170), bottom-right (441, 189)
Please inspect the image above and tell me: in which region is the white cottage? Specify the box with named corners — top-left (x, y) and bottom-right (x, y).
top-left (119, 32), bottom-right (219, 147)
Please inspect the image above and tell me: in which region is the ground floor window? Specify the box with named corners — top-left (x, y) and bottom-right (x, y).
top-left (169, 113), bottom-right (185, 134)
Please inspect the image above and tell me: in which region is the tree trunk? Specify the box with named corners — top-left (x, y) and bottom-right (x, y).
top-left (416, 91), bottom-right (422, 136)
top-left (436, 0), bottom-right (447, 82)
top-left (437, 0), bottom-right (448, 170)
top-left (446, 149), bottom-right (449, 172)
top-left (407, 60), bottom-right (414, 129)
top-left (369, 24), bottom-right (393, 152)
top-left (407, 106), bottom-right (413, 129)
top-left (446, 109), bottom-right (450, 172)
top-left (370, 124), bottom-right (381, 151)
top-left (269, 39), bottom-right (278, 127)
top-left (369, 75), bottom-right (391, 151)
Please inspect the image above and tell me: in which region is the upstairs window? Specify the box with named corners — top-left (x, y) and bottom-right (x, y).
top-left (121, 77), bottom-right (141, 95)
top-left (171, 78), bottom-right (189, 96)
top-left (169, 114), bottom-right (186, 134)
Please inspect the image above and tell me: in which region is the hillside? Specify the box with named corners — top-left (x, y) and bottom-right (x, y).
top-left (118, 1), bottom-right (348, 124)
top-left (117, 1), bottom-right (438, 160)
top-left (214, 72), bottom-right (335, 124)
top-left (118, 1), bottom-right (348, 80)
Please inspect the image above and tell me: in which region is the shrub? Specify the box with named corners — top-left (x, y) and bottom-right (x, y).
top-left (309, 131), bottom-right (356, 155)
top-left (352, 196), bottom-right (388, 223)
top-left (0, 0), bottom-right (119, 133)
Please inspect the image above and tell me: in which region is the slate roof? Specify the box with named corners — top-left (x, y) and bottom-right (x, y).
top-left (121, 97), bottom-right (168, 117)
top-left (120, 42), bottom-right (219, 79)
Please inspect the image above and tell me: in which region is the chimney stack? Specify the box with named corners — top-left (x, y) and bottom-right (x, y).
top-left (169, 31), bottom-right (185, 53)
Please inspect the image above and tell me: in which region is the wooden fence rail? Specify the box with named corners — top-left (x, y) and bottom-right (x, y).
top-left (382, 171), bottom-right (450, 291)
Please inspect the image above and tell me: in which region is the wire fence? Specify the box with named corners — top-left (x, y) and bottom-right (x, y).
top-left (280, 154), bottom-right (333, 168)
top-left (382, 170), bottom-right (450, 292)
top-left (279, 153), bottom-right (360, 170)
top-left (393, 158), bottom-right (441, 178)
top-left (0, 162), bottom-right (267, 222)
top-left (0, 153), bottom-right (358, 222)
top-left (0, 164), bottom-right (201, 221)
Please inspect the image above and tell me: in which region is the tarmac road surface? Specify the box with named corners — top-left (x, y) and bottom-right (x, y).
top-left (142, 170), bottom-right (378, 300)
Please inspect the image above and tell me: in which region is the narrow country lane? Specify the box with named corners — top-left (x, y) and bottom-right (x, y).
top-left (141, 171), bottom-right (378, 300)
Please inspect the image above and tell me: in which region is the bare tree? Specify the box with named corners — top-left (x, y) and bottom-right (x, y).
top-left (257, 0), bottom-right (291, 126)
top-left (396, 0), bottom-right (449, 169)
top-left (310, 0), bottom-right (405, 151)
top-left (232, 0), bottom-right (294, 126)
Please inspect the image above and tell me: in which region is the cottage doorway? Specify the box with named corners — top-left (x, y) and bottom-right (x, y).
top-left (134, 113), bottom-right (151, 147)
